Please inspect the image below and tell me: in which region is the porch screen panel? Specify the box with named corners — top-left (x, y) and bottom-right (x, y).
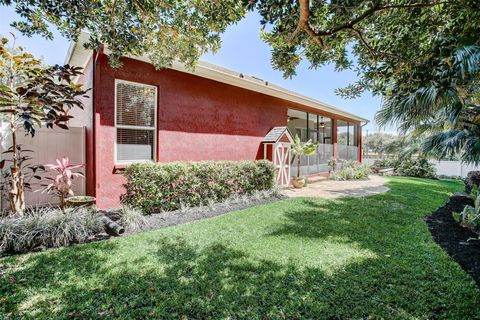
top-left (349, 123), bottom-right (359, 161)
top-left (288, 108), bottom-right (335, 175)
top-left (337, 120), bottom-right (359, 161)
top-left (319, 117), bottom-right (333, 145)
top-left (308, 113), bottom-right (318, 143)
top-left (317, 117), bottom-right (333, 172)
top-left (115, 80), bottom-right (157, 162)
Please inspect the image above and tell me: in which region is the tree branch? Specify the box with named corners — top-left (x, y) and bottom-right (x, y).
top-left (290, 0), bottom-right (449, 45)
top-left (133, 0), bottom-right (147, 15)
top-left (290, 0), bottom-right (309, 41)
top-left (290, 0), bottom-right (325, 46)
top-left (349, 27), bottom-right (376, 56)
top-left (349, 27), bottom-right (404, 61)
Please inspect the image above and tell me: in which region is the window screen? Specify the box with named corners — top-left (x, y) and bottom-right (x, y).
top-left (337, 120), bottom-right (348, 145)
top-left (115, 80), bottom-right (157, 162)
top-left (318, 116), bottom-right (332, 144)
top-left (308, 113), bottom-right (318, 142)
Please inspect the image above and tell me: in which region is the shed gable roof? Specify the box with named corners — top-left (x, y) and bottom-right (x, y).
top-left (262, 127), bottom-right (293, 143)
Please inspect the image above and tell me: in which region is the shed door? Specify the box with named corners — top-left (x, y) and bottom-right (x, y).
top-left (274, 143), bottom-right (291, 187)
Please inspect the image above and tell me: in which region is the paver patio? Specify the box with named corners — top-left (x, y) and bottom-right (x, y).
top-left (283, 174), bottom-right (389, 198)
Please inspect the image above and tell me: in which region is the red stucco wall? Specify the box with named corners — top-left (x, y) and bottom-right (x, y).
top-left (91, 54), bottom-right (362, 209)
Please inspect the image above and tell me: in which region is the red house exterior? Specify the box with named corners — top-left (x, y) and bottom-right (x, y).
top-left (67, 32), bottom-right (367, 209)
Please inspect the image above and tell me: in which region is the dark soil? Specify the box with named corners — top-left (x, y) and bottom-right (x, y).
top-left (424, 194), bottom-right (480, 286)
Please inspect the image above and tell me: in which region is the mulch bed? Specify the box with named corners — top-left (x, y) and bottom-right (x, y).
top-left (424, 194), bottom-right (480, 286)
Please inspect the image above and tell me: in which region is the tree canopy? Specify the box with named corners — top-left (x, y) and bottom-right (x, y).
top-left (363, 132), bottom-right (403, 158)
top-left (3, 0), bottom-right (478, 82)
top-left (377, 45), bottom-right (480, 163)
top-left (252, 0), bottom-right (480, 96)
top-left (3, 0), bottom-right (480, 162)
top-left (1, 0), bottom-right (247, 68)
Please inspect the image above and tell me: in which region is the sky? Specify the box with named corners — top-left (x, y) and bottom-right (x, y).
top-left (0, 6), bottom-right (388, 133)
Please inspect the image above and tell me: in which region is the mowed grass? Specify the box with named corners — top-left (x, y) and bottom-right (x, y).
top-left (1, 177), bottom-right (479, 319)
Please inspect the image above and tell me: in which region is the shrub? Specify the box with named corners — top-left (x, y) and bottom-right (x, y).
top-left (118, 206), bottom-right (147, 232)
top-left (396, 158), bottom-right (436, 179)
top-left (370, 159), bottom-right (399, 173)
top-left (122, 160), bottom-right (275, 213)
top-left (0, 207), bottom-right (103, 254)
top-left (453, 187), bottom-right (480, 235)
top-left (331, 161), bottom-right (370, 181)
top-left (465, 171), bottom-right (480, 193)
top-left (437, 174), bottom-right (462, 180)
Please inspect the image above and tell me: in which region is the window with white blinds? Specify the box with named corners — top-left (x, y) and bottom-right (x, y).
top-left (115, 80), bottom-right (157, 162)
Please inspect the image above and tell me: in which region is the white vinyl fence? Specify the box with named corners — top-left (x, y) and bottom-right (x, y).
top-left (0, 127), bottom-right (86, 211)
top-left (363, 158), bottom-right (480, 178)
top-left (428, 160), bottom-right (480, 178)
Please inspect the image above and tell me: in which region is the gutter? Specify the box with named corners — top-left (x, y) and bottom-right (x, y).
top-left (361, 119), bottom-right (370, 127)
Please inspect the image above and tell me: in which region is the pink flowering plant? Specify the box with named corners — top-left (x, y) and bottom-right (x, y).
top-left (42, 157), bottom-right (84, 210)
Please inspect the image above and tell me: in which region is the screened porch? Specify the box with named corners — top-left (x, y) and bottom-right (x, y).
top-left (287, 108), bottom-right (359, 176)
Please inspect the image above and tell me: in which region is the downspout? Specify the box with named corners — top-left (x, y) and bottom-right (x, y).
top-left (90, 49), bottom-right (101, 199)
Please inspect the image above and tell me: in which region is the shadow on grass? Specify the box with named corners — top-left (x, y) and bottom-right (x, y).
top-left (2, 235), bottom-right (479, 319)
top-left (1, 177), bottom-right (478, 318)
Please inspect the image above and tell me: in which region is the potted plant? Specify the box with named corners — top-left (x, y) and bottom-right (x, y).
top-left (291, 135), bottom-right (317, 188)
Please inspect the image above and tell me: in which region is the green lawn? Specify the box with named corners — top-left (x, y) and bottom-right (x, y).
top-left (1, 177), bottom-right (479, 319)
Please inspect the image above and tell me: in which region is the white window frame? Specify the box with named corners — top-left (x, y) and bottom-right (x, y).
top-left (114, 79), bottom-right (158, 164)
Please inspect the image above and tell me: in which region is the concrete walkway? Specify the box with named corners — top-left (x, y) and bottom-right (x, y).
top-left (283, 175), bottom-right (389, 199)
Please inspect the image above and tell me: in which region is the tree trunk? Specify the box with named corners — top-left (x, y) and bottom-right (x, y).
top-left (8, 170), bottom-right (25, 215)
top-left (8, 127), bottom-right (25, 215)
top-left (6, 55), bottom-right (25, 215)
top-left (297, 155), bottom-right (301, 177)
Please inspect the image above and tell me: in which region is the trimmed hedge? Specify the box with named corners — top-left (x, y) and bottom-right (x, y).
top-left (121, 160), bottom-right (276, 213)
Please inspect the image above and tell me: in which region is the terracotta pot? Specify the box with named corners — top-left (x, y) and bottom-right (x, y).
top-left (66, 196), bottom-right (96, 208)
top-left (291, 176), bottom-right (306, 188)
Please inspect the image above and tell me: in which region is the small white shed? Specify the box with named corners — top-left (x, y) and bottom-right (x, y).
top-left (261, 127), bottom-right (294, 187)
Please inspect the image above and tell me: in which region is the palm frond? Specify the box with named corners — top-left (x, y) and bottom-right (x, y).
top-left (376, 45), bottom-right (480, 164)
top-left (422, 128), bottom-right (480, 165)
top-left (454, 45), bottom-right (480, 78)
